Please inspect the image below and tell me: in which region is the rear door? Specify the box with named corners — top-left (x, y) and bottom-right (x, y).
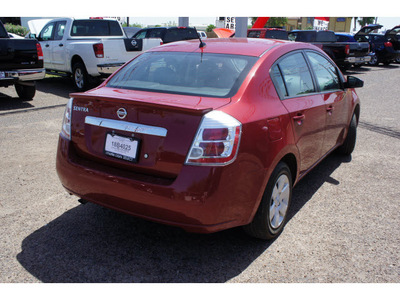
top-left (271, 51), bottom-right (326, 174)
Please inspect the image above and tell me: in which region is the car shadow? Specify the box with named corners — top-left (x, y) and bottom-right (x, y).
top-left (35, 76), bottom-right (76, 99)
top-left (16, 153), bottom-right (351, 283)
top-left (0, 92), bottom-right (34, 111)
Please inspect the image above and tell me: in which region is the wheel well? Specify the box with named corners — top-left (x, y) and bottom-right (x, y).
top-left (354, 104), bottom-right (360, 125)
top-left (71, 55), bottom-right (85, 72)
top-left (280, 153), bottom-right (297, 184)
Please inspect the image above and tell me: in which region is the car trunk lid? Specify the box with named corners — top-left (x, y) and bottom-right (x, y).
top-left (69, 87), bottom-right (230, 179)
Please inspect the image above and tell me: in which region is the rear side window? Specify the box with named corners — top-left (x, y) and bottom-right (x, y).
top-left (306, 52), bottom-right (341, 92)
top-left (163, 28), bottom-right (198, 43)
top-left (265, 30), bottom-right (288, 40)
top-left (272, 52), bottom-right (315, 97)
top-left (71, 20), bottom-right (123, 36)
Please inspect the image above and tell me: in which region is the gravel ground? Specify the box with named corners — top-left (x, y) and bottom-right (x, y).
top-left (0, 66), bottom-right (399, 284)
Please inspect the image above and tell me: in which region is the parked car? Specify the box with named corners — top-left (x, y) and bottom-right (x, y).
top-left (247, 28), bottom-right (288, 40)
top-left (131, 27), bottom-right (199, 44)
top-left (29, 18), bottom-right (162, 90)
top-left (335, 33), bottom-right (373, 66)
top-left (354, 24), bottom-right (400, 65)
top-left (289, 30), bottom-right (370, 69)
top-left (198, 31), bottom-right (207, 39)
top-left (0, 20), bottom-right (45, 100)
top-left (56, 38), bottom-right (363, 240)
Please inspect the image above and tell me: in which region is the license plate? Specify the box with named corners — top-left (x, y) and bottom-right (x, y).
top-left (104, 133), bottom-right (139, 162)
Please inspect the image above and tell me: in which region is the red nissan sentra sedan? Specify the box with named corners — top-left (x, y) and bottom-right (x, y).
top-left (56, 38), bottom-right (363, 239)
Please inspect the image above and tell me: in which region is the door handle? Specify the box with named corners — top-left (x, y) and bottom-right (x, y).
top-left (327, 106), bottom-right (334, 114)
top-left (45, 44), bottom-right (50, 47)
top-left (293, 114), bottom-right (305, 125)
top-left (59, 43), bottom-right (64, 47)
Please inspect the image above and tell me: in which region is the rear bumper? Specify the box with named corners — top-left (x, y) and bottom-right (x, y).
top-left (0, 68), bottom-right (46, 82)
top-left (56, 136), bottom-right (265, 233)
top-left (97, 63), bottom-right (124, 75)
top-left (345, 55), bottom-right (371, 63)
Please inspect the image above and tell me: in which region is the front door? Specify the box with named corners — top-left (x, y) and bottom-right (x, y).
top-left (272, 51), bottom-right (326, 174)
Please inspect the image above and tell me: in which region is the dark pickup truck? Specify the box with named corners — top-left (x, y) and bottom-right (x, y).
top-left (0, 20), bottom-right (45, 100)
top-left (288, 30), bottom-right (371, 69)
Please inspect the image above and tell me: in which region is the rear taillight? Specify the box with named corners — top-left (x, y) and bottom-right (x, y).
top-left (345, 44), bottom-right (350, 55)
top-left (93, 43), bottom-right (104, 58)
top-left (384, 41), bottom-right (393, 47)
top-left (60, 98), bottom-right (73, 140)
top-left (185, 111), bottom-right (242, 166)
top-left (36, 42), bottom-right (43, 60)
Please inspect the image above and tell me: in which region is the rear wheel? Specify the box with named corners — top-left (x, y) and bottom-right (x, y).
top-left (368, 54), bottom-right (379, 66)
top-left (244, 162), bottom-right (292, 240)
top-left (337, 114), bottom-right (357, 156)
top-left (72, 62), bottom-right (89, 91)
top-left (15, 83), bottom-right (36, 100)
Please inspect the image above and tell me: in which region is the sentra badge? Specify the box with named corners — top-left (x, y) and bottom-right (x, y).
top-left (117, 108), bottom-right (127, 119)
top-left (73, 106), bottom-right (89, 112)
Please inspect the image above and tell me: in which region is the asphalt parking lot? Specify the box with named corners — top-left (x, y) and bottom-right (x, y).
top-left (0, 65), bottom-right (399, 283)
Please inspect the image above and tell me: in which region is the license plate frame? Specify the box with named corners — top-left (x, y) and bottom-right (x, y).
top-left (104, 132), bottom-right (140, 163)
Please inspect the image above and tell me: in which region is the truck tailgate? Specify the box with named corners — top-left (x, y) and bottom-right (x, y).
top-left (0, 39), bottom-right (42, 69)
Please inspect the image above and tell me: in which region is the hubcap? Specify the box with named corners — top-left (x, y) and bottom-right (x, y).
top-left (269, 174), bottom-right (290, 229)
top-left (75, 68), bottom-right (84, 89)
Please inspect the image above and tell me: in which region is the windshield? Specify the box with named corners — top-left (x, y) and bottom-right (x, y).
top-left (107, 52), bottom-right (257, 98)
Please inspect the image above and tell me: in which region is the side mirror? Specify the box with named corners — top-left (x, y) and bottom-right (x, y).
top-left (28, 33), bottom-right (37, 39)
top-left (344, 76), bottom-right (364, 89)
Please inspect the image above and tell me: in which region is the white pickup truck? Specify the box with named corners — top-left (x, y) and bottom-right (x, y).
top-left (29, 18), bottom-right (162, 90)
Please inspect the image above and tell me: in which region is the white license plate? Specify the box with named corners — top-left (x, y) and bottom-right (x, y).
top-left (104, 133), bottom-right (139, 162)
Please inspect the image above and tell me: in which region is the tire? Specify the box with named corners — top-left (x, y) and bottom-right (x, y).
top-left (396, 56), bottom-right (400, 64)
top-left (244, 162), bottom-right (292, 240)
top-left (368, 54), bottom-right (378, 66)
top-left (337, 114), bottom-right (357, 156)
top-left (72, 62), bottom-right (89, 91)
top-left (15, 83), bottom-right (36, 100)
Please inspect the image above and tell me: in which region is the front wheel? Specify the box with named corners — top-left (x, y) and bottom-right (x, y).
top-left (244, 162), bottom-right (293, 240)
top-left (337, 114), bottom-right (357, 156)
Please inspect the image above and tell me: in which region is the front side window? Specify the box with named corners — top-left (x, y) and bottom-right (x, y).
top-left (107, 52), bottom-right (257, 98)
top-left (133, 30), bottom-right (147, 39)
top-left (274, 52), bottom-right (315, 97)
top-left (306, 52), bottom-right (341, 92)
top-left (40, 23), bottom-right (55, 41)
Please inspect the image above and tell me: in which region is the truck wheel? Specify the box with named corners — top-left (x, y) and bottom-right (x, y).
top-left (243, 162), bottom-right (292, 240)
top-left (15, 83), bottom-right (36, 100)
top-left (72, 62), bottom-right (89, 91)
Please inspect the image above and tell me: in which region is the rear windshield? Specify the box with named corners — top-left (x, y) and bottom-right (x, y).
top-left (107, 52), bottom-right (257, 98)
top-left (71, 20), bottom-right (123, 36)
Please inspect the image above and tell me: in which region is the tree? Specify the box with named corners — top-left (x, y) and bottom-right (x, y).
top-left (357, 17), bottom-right (376, 27)
top-left (250, 17), bottom-right (288, 28)
top-left (206, 24), bottom-right (216, 32)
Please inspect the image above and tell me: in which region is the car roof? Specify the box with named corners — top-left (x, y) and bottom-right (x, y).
top-left (148, 38), bottom-right (294, 57)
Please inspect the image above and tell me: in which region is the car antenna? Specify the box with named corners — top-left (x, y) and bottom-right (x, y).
top-left (195, 27), bottom-right (206, 48)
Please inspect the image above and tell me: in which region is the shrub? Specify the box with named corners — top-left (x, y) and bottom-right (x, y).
top-left (4, 23), bottom-right (28, 37)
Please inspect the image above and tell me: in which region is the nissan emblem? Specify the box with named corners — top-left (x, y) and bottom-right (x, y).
top-left (117, 108), bottom-right (127, 119)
